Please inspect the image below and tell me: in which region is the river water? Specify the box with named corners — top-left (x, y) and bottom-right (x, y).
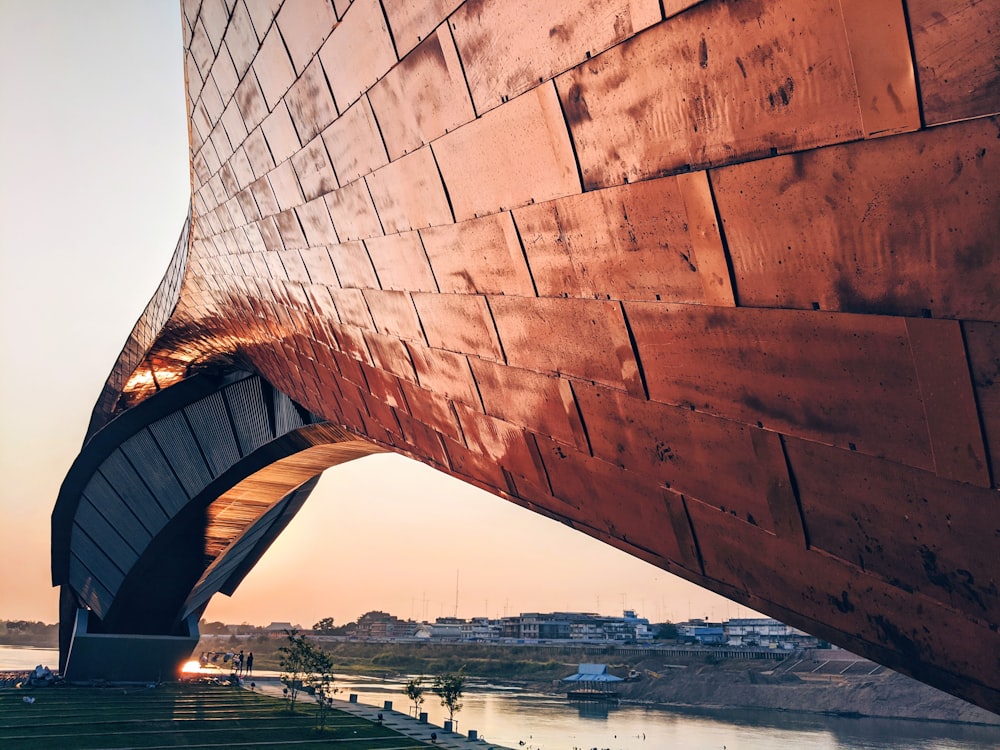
top-left (3, 647), bottom-right (998, 749)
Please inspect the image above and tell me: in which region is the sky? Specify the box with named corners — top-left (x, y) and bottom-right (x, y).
top-left (0, 2), bottom-right (746, 631)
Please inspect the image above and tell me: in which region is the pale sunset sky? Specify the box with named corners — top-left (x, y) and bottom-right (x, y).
top-left (0, 2), bottom-right (745, 630)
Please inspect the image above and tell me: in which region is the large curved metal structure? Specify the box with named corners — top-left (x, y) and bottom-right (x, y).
top-left (54, 0), bottom-right (999, 709)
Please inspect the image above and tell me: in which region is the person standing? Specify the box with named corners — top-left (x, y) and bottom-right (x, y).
top-left (246, 651), bottom-right (254, 676)
top-left (238, 650), bottom-right (245, 676)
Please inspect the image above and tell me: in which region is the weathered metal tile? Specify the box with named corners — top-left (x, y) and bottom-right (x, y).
top-left (317, 0), bottom-right (398, 110)
top-left (382, 0), bottom-right (462, 57)
top-left (839, 0), bottom-right (919, 137)
top-left (329, 287), bottom-right (377, 330)
top-left (908, 0), bottom-right (1000, 124)
top-left (365, 330), bottom-right (417, 381)
top-left (785, 437), bottom-right (1000, 624)
top-left (328, 240), bottom-right (379, 288)
top-left (451, 0), bottom-right (661, 113)
top-left (556, 0), bottom-right (863, 189)
top-left (296, 196), bottom-right (339, 246)
top-left (322, 96), bottom-right (389, 184)
top-left (964, 321), bottom-right (1000, 487)
top-left (513, 173), bottom-right (728, 303)
top-left (200, 0), bottom-right (229, 52)
top-left (300, 248), bottom-right (339, 286)
top-left (535, 435), bottom-right (689, 563)
top-left (420, 211), bottom-right (535, 296)
top-left (267, 160), bottom-right (305, 212)
top-left (676, 170), bottom-right (734, 307)
top-left (325, 180), bottom-right (384, 241)
top-left (572, 381), bottom-right (778, 532)
top-left (368, 26), bottom-right (476, 160)
top-left (260, 102), bottom-right (302, 166)
top-left (285, 58), bottom-right (339, 143)
top-left (276, 0), bottom-right (339, 74)
top-left (711, 117), bottom-right (1000, 321)
top-left (433, 81), bottom-right (581, 221)
top-left (291, 135), bottom-right (339, 201)
top-left (221, 100), bottom-right (249, 153)
top-left (274, 209), bottom-right (306, 249)
top-left (243, 128), bottom-right (275, 179)
top-left (626, 303), bottom-right (933, 470)
top-left (235, 71), bottom-right (268, 132)
top-left (201, 74), bottom-right (225, 126)
top-left (394, 409), bottom-right (450, 467)
top-left (331, 324), bottom-right (373, 364)
top-left (211, 43), bottom-right (240, 103)
top-left (412, 292), bottom-right (502, 360)
top-left (219, 162), bottom-right (239, 198)
top-left (225, 2), bottom-right (258, 77)
top-left (454, 402), bottom-right (548, 489)
top-left (249, 177), bottom-right (279, 217)
top-left (190, 18), bottom-right (215, 78)
top-left (469, 357), bottom-right (588, 452)
top-left (333, 0), bottom-right (352, 21)
top-left (366, 147), bottom-right (454, 232)
top-left (488, 295), bottom-right (643, 397)
top-left (441, 434), bottom-right (510, 493)
top-left (365, 232), bottom-right (437, 292)
top-left (906, 318), bottom-right (990, 487)
top-left (407, 343), bottom-right (481, 407)
top-left (398, 381), bottom-right (462, 441)
top-left (253, 25), bottom-right (297, 109)
top-left (364, 289), bottom-right (424, 341)
top-left (358, 387), bottom-right (404, 440)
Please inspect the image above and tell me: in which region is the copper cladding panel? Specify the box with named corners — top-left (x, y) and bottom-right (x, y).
top-left (365, 147), bottom-right (454, 232)
top-left (627, 303), bottom-right (933, 469)
top-left (450, 0), bottom-right (662, 113)
top-left (318, 0), bottom-right (398, 109)
top-left (382, 0), bottom-right (464, 57)
top-left (365, 231), bottom-right (438, 292)
top-left (908, 0), bottom-right (1000, 125)
top-left (556, 0), bottom-right (863, 190)
top-left (512, 172), bottom-right (731, 303)
top-left (368, 26), bottom-right (476, 160)
top-left (713, 117), bottom-right (1000, 321)
top-left (412, 293), bottom-right (503, 360)
top-left (322, 96), bottom-right (389, 185)
top-left (433, 81), bottom-right (581, 221)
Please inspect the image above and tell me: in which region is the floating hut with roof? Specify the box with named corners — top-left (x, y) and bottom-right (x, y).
top-left (562, 663), bottom-right (624, 701)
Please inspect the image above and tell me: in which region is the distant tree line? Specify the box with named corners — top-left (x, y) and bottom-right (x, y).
top-left (0, 620), bottom-right (58, 646)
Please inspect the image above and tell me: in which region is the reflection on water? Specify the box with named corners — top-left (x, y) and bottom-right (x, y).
top-left (2, 649), bottom-right (997, 750)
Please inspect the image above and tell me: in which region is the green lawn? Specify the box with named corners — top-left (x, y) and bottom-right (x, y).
top-left (0, 682), bottom-right (429, 749)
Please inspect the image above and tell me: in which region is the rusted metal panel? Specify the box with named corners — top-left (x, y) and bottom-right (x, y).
top-left (712, 118), bottom-right (1000, 321)
top-left (469, 358), bottom-right (588, 452)
top-left (363, 289), bottom-right (425, 341)
top-left (785, 437), bottom-right (1000, 625)
top-left (317, 0), bottom-right (398, 110)
top-left (296, 196), bottom-right (340, 246)
top-left (407, 343), bottom-right (482, 408)
top-left (365, 231), bottom-right (438, 292)
top-left (398, 381), bottom-right (463, 442)
top-left (364, 330), bottom-right (418, 381)
top-left (964, 321), bottom-right (1000, 487)
top-left (253, 25), bottom-right (298, 110)
top-left (382, 0), bottom-right (462, 57)
top-left (908, 0), bottom-right (1000, 125)
top-left (572, 381), bottom-right (778, 533)
top-left (285, 58), bottom-right (340, 144)
top-left (260, 103), bottom-right (302, 166)
top-left (420, 212), bottom-right (536, 296)
top-left (441, 434), bottom-right (510, 493)
top-left (627, 302), bottom-right (934, 470)
top-left (412, 292), bottom-right (503, 360)
top-left (394, 408), bottom-right (450, 468)
top-left (358, 361), bottom-right (407, 411)
top-left (329, 288), bottom-right (376, 330)
top-left (906, 318), bottom-right (990, 487)
top-left (451, 0), bottom-right (661, 113)
top-left (488, 295), bottom-right (643, 397)
top-left (676, 170), bottom-right (734, 307)
top-left (556, 0), bottom-right (863, 190)
top-left (291, 136), bottom-right (339, 202)
top-left (330, 324), bottom-right (373, 364)
top-left (433, 81), bottom-right (581, 222)
top-left (513, 173), bottom-right (729, 303)
top-left (267, 160), bottom-right (304, 212)
top-left (838, 0), bottom-right (919, 138)
top-left (275, 0), bottom-right (339, 74)
top-left (368, 26), bottom-right (476, 160)
top-left (322, 96), bottom-right (389, 185)
top-left (328, 240), bottom-right (378, 288)
top-left (366, 147), bottom-right (454, 232)
top-left (535, 434), bottom-right (689, 557)
top-left (324, 180), bottom-right (384, 241)
top-left (454, 403), bottom-right (549, 490)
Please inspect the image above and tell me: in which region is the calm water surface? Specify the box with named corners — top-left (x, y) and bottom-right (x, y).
top-left (3, 648), bottom-right (998, 749)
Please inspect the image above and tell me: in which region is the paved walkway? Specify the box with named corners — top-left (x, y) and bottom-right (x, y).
top-left (245, 677), bottom-right (513, 749)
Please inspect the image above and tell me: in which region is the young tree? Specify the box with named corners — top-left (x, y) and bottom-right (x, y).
top-left (432, 671), bottom-right (465, 724)
top-left (404, 676), bottom-right (425, 716)
top-left (278, 629), bottom-right (336, 722)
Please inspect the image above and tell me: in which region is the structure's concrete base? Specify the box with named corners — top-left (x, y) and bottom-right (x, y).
top-left (62, 609), bottom-right (199, 683)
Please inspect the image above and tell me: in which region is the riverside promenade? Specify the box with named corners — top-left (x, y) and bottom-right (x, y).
top-left (247, 676), bottom-right (512, 750)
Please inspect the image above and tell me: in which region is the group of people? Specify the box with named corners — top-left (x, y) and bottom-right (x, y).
top-left (231, 649), bottom-right (254, 677)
